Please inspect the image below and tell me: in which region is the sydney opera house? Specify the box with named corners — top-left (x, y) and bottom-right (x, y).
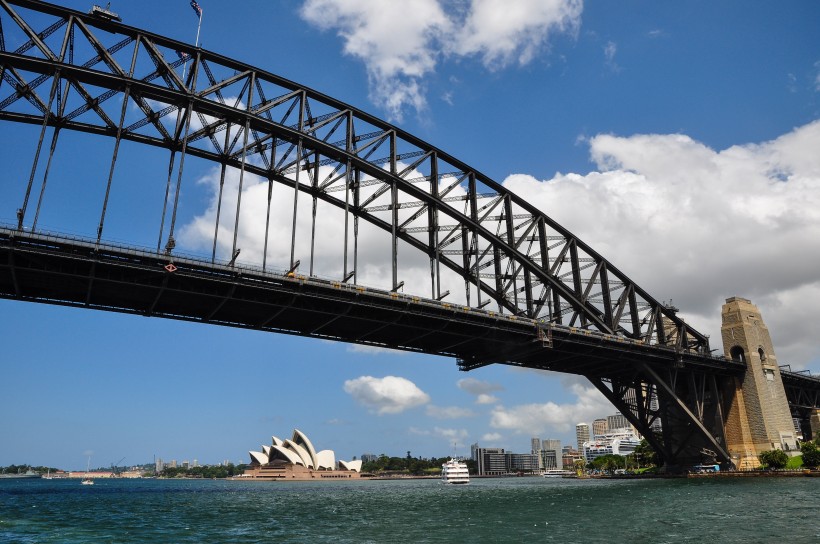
top-left (243, 429), bottom-right (364, 480)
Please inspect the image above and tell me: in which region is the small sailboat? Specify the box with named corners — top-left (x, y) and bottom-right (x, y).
top-left (43, 468), bottom-right (53, 480)
top-left (81, 456), bottom-right (94, 485)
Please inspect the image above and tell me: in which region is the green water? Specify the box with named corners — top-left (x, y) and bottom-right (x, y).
top-left (1, 477), bottom-right (817, 543)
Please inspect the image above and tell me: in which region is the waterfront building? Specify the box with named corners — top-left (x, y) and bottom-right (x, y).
top-left (473, 446), bottom-right (506, 475)
top-left (244, 429), bottom-right (364, 480)
top-left (507, 453), bottom-right (539, 473)
top-left (473, 445), bottom-right (540, 475)
top-left (575, 423), bottom-right (590, 452)
top-left (530, 438), bottom-right (541, 455)
top-left (562, 448), bottom-right (584, 469)
top-left (592, 419), bottom-right (608, 437)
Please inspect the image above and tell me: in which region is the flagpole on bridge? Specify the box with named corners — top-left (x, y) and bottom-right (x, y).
top-left (183, 1), bottom-right (203, 83)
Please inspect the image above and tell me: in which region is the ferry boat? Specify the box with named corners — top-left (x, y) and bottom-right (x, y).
top-left (542, 469), bottom-right (575, 478)
top-left (441, 458), bottom-right (470, 484)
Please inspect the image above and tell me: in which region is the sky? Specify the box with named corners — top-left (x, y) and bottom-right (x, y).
top-left (1, 0), bottom-right (819, 471)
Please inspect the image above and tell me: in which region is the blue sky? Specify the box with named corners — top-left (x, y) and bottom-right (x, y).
top-left (1, 0), bottom-right (819, 470)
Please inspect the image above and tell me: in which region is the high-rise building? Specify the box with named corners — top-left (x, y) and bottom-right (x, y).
top-left (531, 437), bottom-right (541, 455)
top-left (540, 439), bottom-right (562, 470)
top-left (592, 418), bottom-right (608, 437)
top-left (607, 413), bottom-right (630, 432)
top-left (576, 423), bottom-right (590, 452)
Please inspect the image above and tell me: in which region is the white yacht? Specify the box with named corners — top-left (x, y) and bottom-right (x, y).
top-left (441, 458), bottom-right (470, 484)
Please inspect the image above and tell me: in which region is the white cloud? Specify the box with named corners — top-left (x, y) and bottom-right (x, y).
top-left (457, 377), bottom-right (504, 395)
top-left (426, 405), bottom-right (475, 419)
top-left (490, 381), bottom-right (611, 434)
top-left (346, 344), bottom-right (407, 356)
top-left (502, 121), bottom-right (820, 368)
top-left (476, 394), bottom-right (499, 405)
top-left (343, 375), bottom-right (430, 415)
top-left (300, 0), bottom-right (450, 121)
top-left (815, 60), bottom-right (820, 91)
top-left (457, 377), bottom-right (503, 404)
top-left (603, 40), bottom-right (619, 72)
top-left (410, 426), bottom-right (469, 444)
top-left (299, 0), bottom-right (582, 119)
top-left (433, 426), bottom-right (469, 442)
top-left (482, 432), bottom-right (502, 442)
top-left (451, 0), bottom-right (583, 68)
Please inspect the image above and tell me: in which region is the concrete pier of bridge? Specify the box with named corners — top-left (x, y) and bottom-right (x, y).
top-left (721, 297), bottom-right (799, 469)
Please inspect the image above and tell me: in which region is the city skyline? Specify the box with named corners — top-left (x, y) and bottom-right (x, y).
top-left (1, 0), bottom-right (819, 470)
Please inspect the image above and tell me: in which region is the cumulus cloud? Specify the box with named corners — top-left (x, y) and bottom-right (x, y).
top-left (299, 0), bottom-right (582, 119)
top-left (426, 405), bottom-right (475, 419)
top-left (451, 0), bottom-right (583, 68)
top-left (344, 375), bottom-right (430, 414)
top-left (490, 381), bottom-right (611, 435)
top-left (482, 432), bottom-right (503, 442)
top-left (503, 120), bottom-right (820, 368)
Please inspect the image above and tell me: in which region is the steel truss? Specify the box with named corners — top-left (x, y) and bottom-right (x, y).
top-left (588, 364), bottom-right (733, 468)
top-left (0, 0), bottom-right (711, 353)
top-left (780, 366), bottom-right (820, 440)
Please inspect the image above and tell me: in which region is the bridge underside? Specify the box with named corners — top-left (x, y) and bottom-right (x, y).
top-left (0, 228), bottom-right (739, 377)
top-left (1, 228), bottom-right (743, 469)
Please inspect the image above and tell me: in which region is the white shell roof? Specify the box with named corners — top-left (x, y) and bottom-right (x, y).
top-left (315, 449), bottom-right (336, 470)
top-left (270, 445), bottom-right (305, 466)
top-left (284, 439), bottom-right (315, 469)
top-left (249, 451), bottom-right (269, 465)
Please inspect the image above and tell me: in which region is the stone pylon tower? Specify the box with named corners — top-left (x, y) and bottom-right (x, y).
top-left (721, 297), bottom-right (797, 469)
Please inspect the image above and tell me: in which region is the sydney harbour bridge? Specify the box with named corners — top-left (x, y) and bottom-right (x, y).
top-left (1, 0), bottom-right (818, 470)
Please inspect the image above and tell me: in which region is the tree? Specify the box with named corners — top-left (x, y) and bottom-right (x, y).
top-left (758, 449), bottom-right (788, 469)
top-left (800, 441), bottom-right (820, 469)
top-left (588, 454), bottom-right (626, 474)
top-left (632, 439), bottom-right (658, 468)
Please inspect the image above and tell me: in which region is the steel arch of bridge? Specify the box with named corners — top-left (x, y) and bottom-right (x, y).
top-left (0, 0), bottom-right (710, 355)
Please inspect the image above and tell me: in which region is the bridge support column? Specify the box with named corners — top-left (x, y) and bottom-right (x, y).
top-left (721, 297), bottom-right (798, 469)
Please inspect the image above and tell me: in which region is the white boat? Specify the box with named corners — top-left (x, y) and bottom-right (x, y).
top-left (81, 456), bottom-right (94, 485)
top-left (542, 469), bottom-right (575, 478)
top-left (441, 458), bottom-right (470, 484)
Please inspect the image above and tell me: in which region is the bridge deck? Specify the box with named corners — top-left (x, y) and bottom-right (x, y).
top-left (1, 227), bottom-right (744, 380)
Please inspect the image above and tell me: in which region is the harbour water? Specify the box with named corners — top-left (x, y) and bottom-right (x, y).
top-left (1, 476), bottom-right (818, 543)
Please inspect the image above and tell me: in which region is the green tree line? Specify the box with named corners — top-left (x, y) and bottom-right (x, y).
top-left (159, 463), bottom-right (246, 479)
top-left (361, 453), bottom-right (476, 475)
top-left (0, 464), bottom-right (60, 475)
